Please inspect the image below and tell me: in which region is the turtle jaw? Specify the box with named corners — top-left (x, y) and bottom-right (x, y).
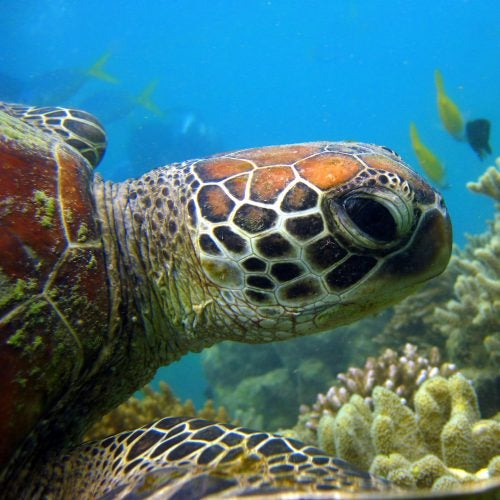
top-left (376, 203), bottom-right (453, 287)
top-left (312, 205), bottom-right (452, 332)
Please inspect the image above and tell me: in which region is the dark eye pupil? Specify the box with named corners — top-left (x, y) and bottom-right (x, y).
top-left (343, 197), bottom-right (396, 242)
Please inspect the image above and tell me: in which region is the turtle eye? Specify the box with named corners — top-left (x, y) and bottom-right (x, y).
top-left (328, 187), bottom-right (413, 252)
top-left (343, 196), bottom-right (397, 243)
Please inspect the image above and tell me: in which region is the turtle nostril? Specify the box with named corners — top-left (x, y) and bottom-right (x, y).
top-left (343, 196), bottom-right (397, 243)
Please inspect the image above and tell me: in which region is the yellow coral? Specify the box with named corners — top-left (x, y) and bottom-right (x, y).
top-left (411, 454), bottom-right (449, 489)
top-left (414, 376), bottom-right (451, 456)
top-left (449, 373), bottom-right (479, 421)
top-left (370, 453), bottom-right (410, 479)
top-left (488, 456), bottom-right (500, 477)
top-left (317, 413), bottom-right (336, 456)
top-left (441, 374), bottom-right (481, 471)
top-left (296, 375), bottom-right (499, 491)
top-left (386, 467), bottom-right (416, 489)
top-left (441, 414), bottom-right (477, 472)
top-left (334, 395), bottom-right (374, 470)
top-left (473, 419), bottom-right (500, 469)
top-left (372, 387), bottom-right (427, 461)
top-left (431, 475), bottom-right (460, 491)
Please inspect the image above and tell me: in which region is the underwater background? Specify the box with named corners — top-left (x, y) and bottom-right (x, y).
top-left (1, 0), bottom-right (498, 413)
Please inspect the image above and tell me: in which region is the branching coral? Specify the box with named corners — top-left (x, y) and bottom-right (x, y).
top-left (292, 374), bottom-right (500, 491)
top-left (432, 211), bottom-right (499, 369)
top-left (301, 343), bottom-right (457, 432)
top-left (466, 158), bottom-right (500, 201)
top-left (85, 382), bottom-right (230, 441)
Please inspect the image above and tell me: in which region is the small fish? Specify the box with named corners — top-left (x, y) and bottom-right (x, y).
top-left (135, 80), bottom-right (163, 117)
top-left (20, 51), bottom-right (118, 106)
top-left (79, 80), bottom-right (162, 124)
top-left (435, 69), bottom-right (464, 141)
top-left (466, 119), bottom-right (492, 160)
top-left (86, 51), bottom-right (119, 84)
top-left (409, 122), bottom-right (447, 187)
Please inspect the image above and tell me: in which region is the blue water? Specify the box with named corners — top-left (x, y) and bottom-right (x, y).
top-left (2, 0), bottom-right (498, 406)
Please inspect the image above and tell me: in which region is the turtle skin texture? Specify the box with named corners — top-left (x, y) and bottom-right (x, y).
top-left (0, 101), bottom-right (452, 498)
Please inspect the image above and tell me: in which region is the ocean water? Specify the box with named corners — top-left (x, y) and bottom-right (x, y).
top-left (1, 0), bottom-right (498, 407)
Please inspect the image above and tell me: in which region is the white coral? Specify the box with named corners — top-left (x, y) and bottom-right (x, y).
top-left (466, 158), bottom-right (500, 201)
top-left (433, 159), bottom-right (500, 368)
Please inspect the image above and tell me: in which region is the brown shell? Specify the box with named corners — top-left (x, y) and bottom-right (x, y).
top-left (0, 114), bottom-right (109, 467)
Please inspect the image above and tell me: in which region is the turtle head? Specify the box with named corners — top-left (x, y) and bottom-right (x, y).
top-left (187, 142), bottom-right (452, 341)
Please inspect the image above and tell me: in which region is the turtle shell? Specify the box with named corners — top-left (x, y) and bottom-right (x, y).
top-left (0, 110), bottom-right (109, 468)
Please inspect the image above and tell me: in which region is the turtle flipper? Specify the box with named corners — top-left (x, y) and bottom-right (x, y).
top-left (36, 417), bottom-right (393, 497)
top-left (110, 465), bottom-right (390, 498)
top-left (0, 101), bottom-right (106, 167)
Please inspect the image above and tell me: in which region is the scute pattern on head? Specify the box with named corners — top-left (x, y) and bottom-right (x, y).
top-left (113, 139), bottom-right (451, 347)
top-left (161, 142), bottom-right (448, 340)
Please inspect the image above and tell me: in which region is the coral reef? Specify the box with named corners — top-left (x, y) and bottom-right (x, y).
top-left (290, 374), bottom-right (500, 491)
top-left (433, 218), bottom-right (499, 366)
top-left (302, 343), bottom-right (457, 432)
top-left (85, 382), bottom-right (230, 441)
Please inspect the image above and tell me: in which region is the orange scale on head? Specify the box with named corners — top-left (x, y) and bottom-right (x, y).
top-left (194, 157), bottom-right (253, 182)
top-left (234, 144), bottom-right (324, 167)
top-left (225, 174), bottom-right (249, 200)
top-left (198, 185), bottom-right (235, 223)
top-left (361, 154), bottom-right (408, 174)
top-left (362, 154), bottom-right (429, 190)
top-left (250, 166), bottom-right (295, 203)
top-left (295, 153), bottom-right (361, 190)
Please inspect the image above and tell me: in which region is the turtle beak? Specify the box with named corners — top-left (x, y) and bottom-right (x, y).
top-left (378, 201), bottom-right (453, 285)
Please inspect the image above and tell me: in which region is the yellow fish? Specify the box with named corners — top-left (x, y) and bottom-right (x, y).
top-left (409, 122), bottom-right (446, 187)
top-left (435, 69), bottom-right (464, 140)
top-left (86, 51), bottom-right (119, 84)
top-left (136, 80), bottom-right (163, 116)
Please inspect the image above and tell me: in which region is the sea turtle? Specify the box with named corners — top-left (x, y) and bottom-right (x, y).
top-left (0, 100), bottom-right (452, 498)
